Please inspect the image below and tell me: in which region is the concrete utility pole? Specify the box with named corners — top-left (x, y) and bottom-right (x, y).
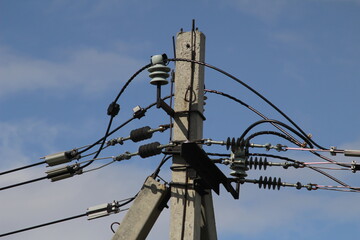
top-left (110, 28), bottom-right (217, 240)
top-left (111, 176), bottom-right (170, 240)
top-left (170, 30), bottom-right (217, 239)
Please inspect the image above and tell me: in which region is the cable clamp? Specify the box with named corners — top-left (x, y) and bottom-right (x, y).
top-left (87, 201), bottom-right (120, 220)
top-left (175, 110), bottom-right (206, 120)
top-left (114, 152), bottom-right (132, 161)
top-left (133, 105), bottom-right (146, 119)
top-left (45, 149), bottom-right (80, 167)
top-left (46, 164), bottom-right (82, 182)
top-left (330, 146), bottom-right (337, 156)
top-left (351, 161), bottom-right (360, 173)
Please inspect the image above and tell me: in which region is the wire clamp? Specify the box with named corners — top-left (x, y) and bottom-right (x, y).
top-left (133, 105), bottom-right (146, 119)
top-left (351, 160), bottom-right (360, 173)
top-left (330, 146), bottom-right (337, 156)
top-left (87, 201), bottom-right (120, 220)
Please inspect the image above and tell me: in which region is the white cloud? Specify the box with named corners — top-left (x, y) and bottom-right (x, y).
top-left (0, 47), bottom-right (143, 98)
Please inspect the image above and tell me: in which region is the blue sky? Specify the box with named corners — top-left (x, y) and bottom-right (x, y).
top-left (1, 0), bottom-right (360, 239)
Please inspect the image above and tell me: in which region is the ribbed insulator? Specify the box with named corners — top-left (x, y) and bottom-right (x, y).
top-left (258, 176), bottom-right (282, 190)
top-left (148, 64), bottom-right (170, 85)
top-left (246, 157), bottom-right (268, 170)
top-left (226, 137), bottom-right (246, 151)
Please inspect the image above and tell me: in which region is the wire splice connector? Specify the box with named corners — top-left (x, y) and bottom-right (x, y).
top-left (86, 201), bottom-right (120, 220)
top-left (46, 164), bottom-right (82, 182)
top-left (45, 150), bottom-right (80, 167)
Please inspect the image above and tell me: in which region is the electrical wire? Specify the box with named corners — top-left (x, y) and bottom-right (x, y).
top-left (0, 160), bottom-right (46, 176)
top-left (249, 153), bottom-right (350, 187)
top-left (82, 160), bottom-right (116, 174)
top-left (245, 130), bottom-right (299, 146)
top-left (0, 196), bottom-right (135, 238)
top-left (0, 142), bottom-right (106, 177)
top-left (205, 89), bottom-right (301, 146)
top-left (315, 185), bottom-right (360, 193)
top-left (0, 213), bottom-right (87, 238)
top-left (77, 62), bottom-right (151, 160)
top-left (0, 176), bottom-right (47, 192)
top-left (77, 96), bottom-right (172, 171)
top-left (168, 58), bottom-right (325, 150)
top-left (0, 155), bottom-right (113, 192)
top-left (204, 89), bottom-right (349, 169)
top-left (240, 119), bottom-right (314, 148)
top-left (79, 116), bottom-right (115, 169)
top-left (151, 155), bottom-right (172, 178)
top-left (81, 96), bottom-right (171, 169)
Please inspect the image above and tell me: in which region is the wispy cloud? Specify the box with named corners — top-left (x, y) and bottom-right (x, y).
top-left (0, 47), bottom-right (143, 98)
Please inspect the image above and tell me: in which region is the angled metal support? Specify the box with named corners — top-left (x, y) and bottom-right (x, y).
top-left (181, 142), bottom-right (239, 199)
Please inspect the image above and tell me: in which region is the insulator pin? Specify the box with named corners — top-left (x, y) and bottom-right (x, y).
top-left (138, 142), bottom-right (162, 158)
top-left (148, 54), bottom-right (170, 86)
top-left (130, 126), bottom-right (153, 142)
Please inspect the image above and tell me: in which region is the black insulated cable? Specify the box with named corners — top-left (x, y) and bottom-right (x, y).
top-left (205, 89), bottom-right (301, 146)
top-left (0, 195), bottom-right (136, 238)
top-left (0, 213), bottom-right (87, 238)
top-left (77, 62), bottom-right (152, 165)
top-left (169, 58), bottom-right (325, 150)
top-left (239, 119), bottom-right (314, 149)
top-left (0, 176), bottom-right (47, 192)
top-left (0, 160), bottom-right (46, 176)
top-left (77, 96), bottom-right (172, 167)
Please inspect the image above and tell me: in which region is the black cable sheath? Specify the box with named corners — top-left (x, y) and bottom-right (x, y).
top-left (0, 195), bottom-right (136, 238)
top-left (78, 96), bottom-right (171, 170)
top-left (0, 161), bottom-right (46, 176)
top-left (169, 58), bottom-right (325, 150)
top-left (205, 89), bottom-right (350, 169)
top-left (152, 155), bottom-right (171, 178)
top-left (80, 116), bottom-right (115, 169)
top-left (113, 63), bottom-right (151, 104)
top-left (205, 89), bottom-right (301, 145)
top-left (239, 119), bottom-right (314, 148)
top-left (0, 176), bottom-right (47, 192)
top-left (0, 213), bottom-right (87, 237)
top-left (245, 131), bottom-right (306, 146)
top-left (78, 63), bottom-right (151, 160)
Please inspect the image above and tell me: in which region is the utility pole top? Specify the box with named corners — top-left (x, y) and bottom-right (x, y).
top-left (170, 28), bottom-right (217, 240)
